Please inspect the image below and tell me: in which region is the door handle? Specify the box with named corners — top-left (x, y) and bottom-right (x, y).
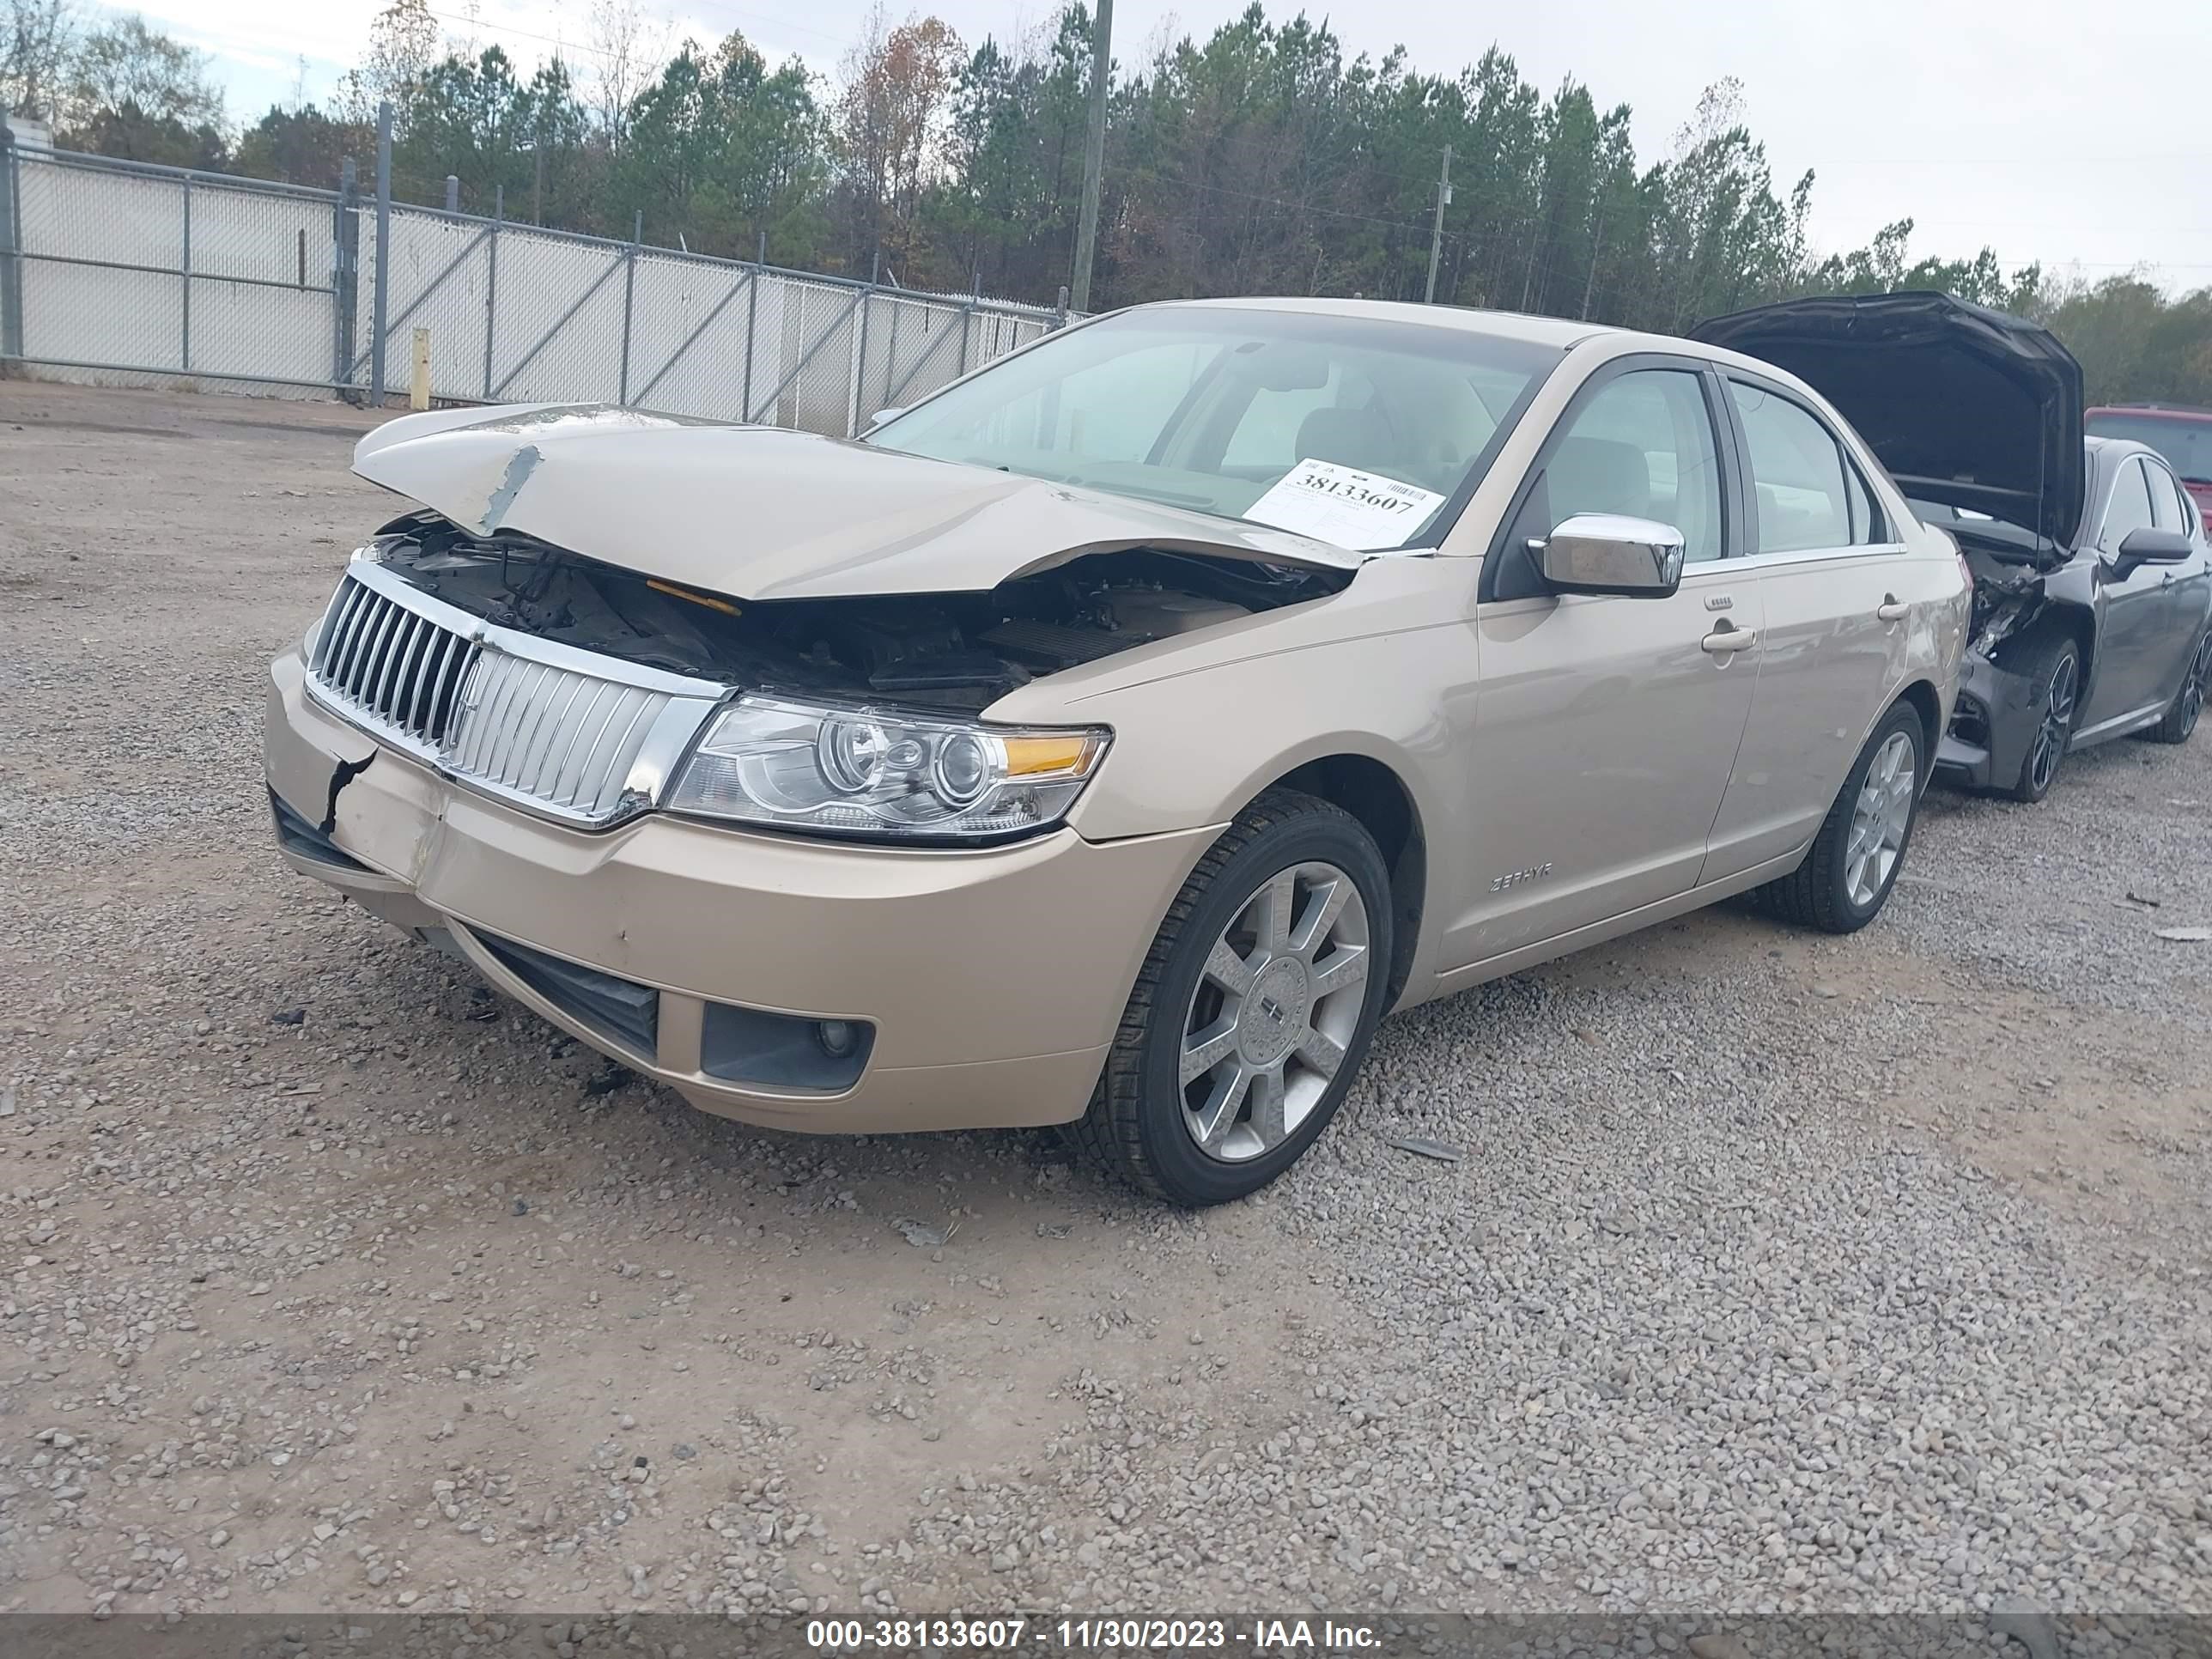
top-left (1875, 594), bottom-right (1910, 622)
top-left (1700, 621), bottom-right (1759, 655)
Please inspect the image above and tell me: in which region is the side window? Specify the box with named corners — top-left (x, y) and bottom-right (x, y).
top-left (2101, 459), bottom-right (2158, 551)
top-left (1728, 380), bottom-right (1855, 553)
top-left (1512, 368), bottom-right (1725, 566)
top-left (2151, 463), bottom-right (2194, 536)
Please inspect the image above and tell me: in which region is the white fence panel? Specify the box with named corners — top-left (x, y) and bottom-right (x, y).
top-left (2, 142), bottom-right (1067, 428)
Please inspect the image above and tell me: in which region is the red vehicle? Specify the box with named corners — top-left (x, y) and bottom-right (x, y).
top-left (2087, 404), bottom-right (2212, 517)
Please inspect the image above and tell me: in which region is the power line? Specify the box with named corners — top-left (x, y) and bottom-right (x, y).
top-left (675, 0), bottom-right (865, 51)
top-left (1132, 166), bottom-right (1440, 234)
top-left (2052, 259), bottom-right (2212, 270)
top-left (422, 7), bottom-right (604, 61)
top-left (1817, 152), bottom-right (2212, 167)
top-left (420, 0), bottom-right (854, 66)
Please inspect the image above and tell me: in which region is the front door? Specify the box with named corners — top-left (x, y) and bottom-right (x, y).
top-left (2140, 459), bottom-right (2212, 699)
top-left (1453, 362), bottom-right (1759, 965)
top-left (2083, 455), bottom-right (2174, 729)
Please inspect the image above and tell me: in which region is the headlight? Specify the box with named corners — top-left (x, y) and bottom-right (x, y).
top-left (665, 695), bottom-right (1110, 842)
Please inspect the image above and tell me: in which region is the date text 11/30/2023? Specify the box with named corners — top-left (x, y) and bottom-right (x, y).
top-left (805, 1618), bottom-right (1384, 1650)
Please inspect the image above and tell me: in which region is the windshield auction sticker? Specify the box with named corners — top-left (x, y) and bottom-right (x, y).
top-left (1242, 457), bottom-right (1445, 550)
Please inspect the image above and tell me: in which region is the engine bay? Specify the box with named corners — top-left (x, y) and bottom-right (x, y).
top-left (369, 513), bottom-right (1347, 710)
top-left (1960, 544), bottom-right (2051, 660)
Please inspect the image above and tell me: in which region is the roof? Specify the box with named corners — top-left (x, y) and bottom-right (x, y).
top-left (2088, 403), bottom-right (2212, 423)
top-left (1137, 295), bottom-right (1607, 349)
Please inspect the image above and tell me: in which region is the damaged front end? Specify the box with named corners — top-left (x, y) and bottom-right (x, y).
top-left (1936, 550), bottom-right (2056, 789)
top-left (368, 510), bottom-right (1342, 711)
top-left (299, 511), bottom-right (1347, 842)
top-left (303, 404), bottom-right (1376, 846)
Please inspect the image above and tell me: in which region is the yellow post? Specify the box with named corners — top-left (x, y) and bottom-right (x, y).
top-left (410, 327), bottom-right (431, 410)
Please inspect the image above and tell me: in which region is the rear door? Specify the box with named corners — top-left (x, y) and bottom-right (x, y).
top-left (1702, 374), bottom-right (1918, 880)
top-left (2145, 459), bottom-right (2212, 686)
top-left (1455, 357), bottom-right (1759, 963)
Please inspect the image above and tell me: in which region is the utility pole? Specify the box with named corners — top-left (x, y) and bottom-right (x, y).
top-left (1424, 145), bottom-right (1452, 305)
top-left (1068, 0), bottom-right (1113, 314)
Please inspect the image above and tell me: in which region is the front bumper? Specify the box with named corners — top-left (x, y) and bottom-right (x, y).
top-left (1933, 648), bottom-right (2041, 792)
top-left (264, 651), bottom-right (1214, 1133)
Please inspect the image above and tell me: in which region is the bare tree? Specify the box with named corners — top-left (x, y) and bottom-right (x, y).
top-left (2, 0), bottom-right (79, 121)
top-left (587, 0), bottom-right (669, 152)
top-left (837, 4), bottom-right (963, 264)
top-left (335, 0), bottom-right (439, 124)
top-left (65, 15), bottom-right (222, 129)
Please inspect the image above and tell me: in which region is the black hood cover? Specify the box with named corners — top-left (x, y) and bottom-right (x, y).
top-left (1692, 290), bottom-right (2084, 550)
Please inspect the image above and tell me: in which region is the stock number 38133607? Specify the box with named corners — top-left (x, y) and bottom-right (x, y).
top-left (806, 1620), bottom-right (1030, 1650)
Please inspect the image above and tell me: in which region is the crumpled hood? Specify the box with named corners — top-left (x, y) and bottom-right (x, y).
top-left (351, 404), bottom-right (1366, 601)
top-left (1691, 290), bottom-right (2085, 555)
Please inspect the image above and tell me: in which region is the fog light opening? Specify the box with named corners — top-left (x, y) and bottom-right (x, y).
top-left (699, 1001), bottom-right (874, 1091)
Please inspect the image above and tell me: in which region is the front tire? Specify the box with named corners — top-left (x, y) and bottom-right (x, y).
top-left (2005, 627), bottom-right (2081, 801)
top-left (1755, 702), bottom-right (1925, 934)
top-left (1072, 788), bottom-right (1394, 1206)
top-left (2151, 629), bottom-right (2212, 744)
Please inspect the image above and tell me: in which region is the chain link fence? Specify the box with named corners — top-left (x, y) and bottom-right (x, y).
top-left (0, 135), bottom-right (1066, 433)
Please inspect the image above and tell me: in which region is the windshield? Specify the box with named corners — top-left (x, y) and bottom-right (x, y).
top-left (867, 306), bottom-right (1562, 550)
top-left (2087, 413), bottom-right (2212, 484)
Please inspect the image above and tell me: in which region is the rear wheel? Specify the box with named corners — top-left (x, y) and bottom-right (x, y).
top-left (1755, 702), bottom-right (1924, 934)
top-left (2007, 627), bottom-right (2081, 802)
top-left (1071, 788), bottom-right (1393, 1207)
top-left (2151, 629), bottom-right (2212, 744)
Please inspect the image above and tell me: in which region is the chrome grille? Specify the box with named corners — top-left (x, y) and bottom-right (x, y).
top-left (304, 562), bottom-right (727, 829)
top-left (446, 653), bottom-right (672, 820)
top-left (311, 576), bottom-right (477, 744)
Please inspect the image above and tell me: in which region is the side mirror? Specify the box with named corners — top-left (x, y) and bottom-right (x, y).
top-left (863, 406), bottom-right (905, 434)
top-left (2115, 526), bottom-right (2194, 569)
top-left (1530, 513), bottom-right (1686, 599)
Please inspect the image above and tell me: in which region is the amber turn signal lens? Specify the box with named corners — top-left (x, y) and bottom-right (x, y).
top-left (1000, 735), bottom-right (1097, 776)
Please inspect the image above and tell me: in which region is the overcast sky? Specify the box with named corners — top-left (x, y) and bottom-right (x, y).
top-left (114, 0), bottom-right (2212, 289)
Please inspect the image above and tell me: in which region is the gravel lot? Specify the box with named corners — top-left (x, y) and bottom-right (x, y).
top-left (2, 382), bottom-right (2209, 1623)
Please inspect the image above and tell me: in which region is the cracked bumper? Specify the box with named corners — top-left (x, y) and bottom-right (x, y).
top-left (1933, 649), bottom-right (2040, 793)
top-left (263, 651), bottom-right (1213, 1133)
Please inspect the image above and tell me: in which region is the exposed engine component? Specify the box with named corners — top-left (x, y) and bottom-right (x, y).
top-left (1105, 588), bottom-right (1250, 637)
top-left (369, 514), bottom-right (1341, 710)
top-left (980, 619), bottom-right (1133, 667)
top-left (1960, 545), bottom-right (2048, 660)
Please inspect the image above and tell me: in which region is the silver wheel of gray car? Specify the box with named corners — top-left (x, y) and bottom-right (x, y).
top-left (2026, 650), bottom-right (2078, 795)
top-left (2184, 640), bottom-right (2211, 737)
top-left (2154, 632), bottom-right (2212, 744)
top-left (1844, 730), bottom-right (1916, 909)
top-left (1177, 860), bottom-right (1370, 1163)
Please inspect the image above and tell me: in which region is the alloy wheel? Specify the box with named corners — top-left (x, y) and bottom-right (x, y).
top-left (1178, 861), bottom-right (1370, 1163)
top-left (2181, 636), bottom-right (2212, 738)
top-left (1844, 730), bottom-right (1916, 909)
top-left (2027, 652), bottom-right (2078, 795)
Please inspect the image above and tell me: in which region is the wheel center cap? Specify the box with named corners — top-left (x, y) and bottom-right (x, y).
top-left (1240, 957), bottom-right (1310, 1066)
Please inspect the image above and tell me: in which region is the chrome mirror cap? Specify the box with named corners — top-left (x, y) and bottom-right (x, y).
top-left (1532, 513), bottom-right (1688, 598)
